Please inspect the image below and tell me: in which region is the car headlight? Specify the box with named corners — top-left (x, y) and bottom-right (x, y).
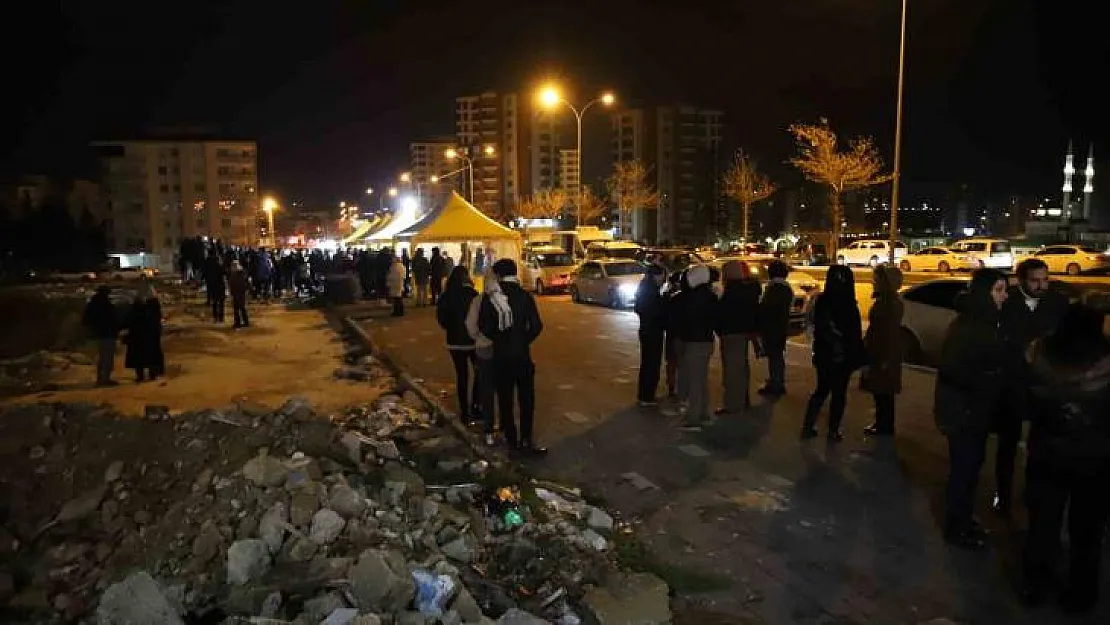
top-left (619, 283), bottom-right (638, 300)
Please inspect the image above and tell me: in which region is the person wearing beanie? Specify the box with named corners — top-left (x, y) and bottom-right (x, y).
top-left (801, 264), bottom-right (865, 441)
top-left (672, 264), bottom-right (718, 429)
top-left (758, 260), bottom-right (793, 396)
top-left (935, 268), bottom-right (1008, 550)
top-left (478, 257), bottom-right (546, 454)
top-left (715, 261), bottom-right (761, 414)
top-left (634, 264), bottom-right (668, 406)
top-left (861, 265), bottom-right (905, 436)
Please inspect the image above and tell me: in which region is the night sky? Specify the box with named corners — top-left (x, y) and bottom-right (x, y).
top-left (3, 0), bottom-right (1106, 208)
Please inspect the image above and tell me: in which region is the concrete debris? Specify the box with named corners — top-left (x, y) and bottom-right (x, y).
top-left (309, 508), bottom-right (346, 545)
top-left (227, 539), bottom-right (272, 585)
top-left (95, 571), bottom-right (185, 625)
top-left (582, 572), bottom-right (671, 625)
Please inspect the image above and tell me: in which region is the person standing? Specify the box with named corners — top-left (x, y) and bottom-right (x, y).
top-left (673, 264), bottom-right (718, 430)
top-left (429, 247), bottom-right (445, 305)
top-left (411, 248), bottom-right (431, 307)
top-left (467, 269), bottom-right (500, 445)
top-left (715, 260), bottom-right (761, 414)
top-left (861, 265), bottom-right (905, 436)
top-left (204, 252), bottom-right (227, 323)
top-left (401, 248), bottom-right (412, 297)
top-left (934, 268), bottom-right (1009, 549)
top-left (1020, 303), bottom-right (1110, 613)
top-left (662, 270), bottom-right (684, 399)
top-left (801, 265), bottom-right (865, 441)
top-left (228, 260), bottom-right (250, 329)
top-left (634, 265), bottom-right (668, 407)
top-left (438, 266), bottom-right (480, 426)
top-left (757, 260), bottom-right (793, 397)
top-left (386, 252), bottom-right (406, 317)
top-left (83, 286), bottom-right (120, 387)
top-left (478, 259), bottom-right (545, 455)
top-left (992, 257), bottom-right (1068, 517)
top-left (124, 279), bottom-right (165, 383)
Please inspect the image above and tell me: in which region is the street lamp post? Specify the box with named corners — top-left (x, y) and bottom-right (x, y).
top-left (262, 197), bottom-right (277, 247)
top-left (889, 0), bottom-right (908, 262)
top-left (445, 146), bottom-right (494, 204)
top-left (538, 85), bottom-right (615, 226)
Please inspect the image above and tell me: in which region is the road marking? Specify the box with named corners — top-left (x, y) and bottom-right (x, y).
top-left (678, 444), bottom-right (710, 458)
top-left (564, 411), bottom-right (589, 423)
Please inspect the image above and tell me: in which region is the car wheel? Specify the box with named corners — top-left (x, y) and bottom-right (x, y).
top-left (535, 279), bottom-right (544, 295)
top-left (836, 255), bottom-right (846, 265)
top-left (1067, 263), bottom-right (1081, 276)
top-left (900, 328), bottom-right (923, 364)
top-left (938, 261), bottom-right (950, 273)
top-left (899, 260), bottom-right (911, 272)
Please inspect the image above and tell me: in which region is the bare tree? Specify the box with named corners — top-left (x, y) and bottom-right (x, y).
top-left (514, 189), bottom-right (567, 237)
top-left (788, 119), bottom-right (890, 254)
top-left (721, 149), bottom-right (776, 243)
top-left (606, 160), bottom-right (659, 239)
top-left (575, 185), bottom-right (609, 226)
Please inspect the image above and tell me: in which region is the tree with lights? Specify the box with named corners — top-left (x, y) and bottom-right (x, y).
top-left (606, 160), bottom-right (659, 239)
top-left (722, 149), bottom-right (776, 243)
top-left (788, 119), bottom-right (889, 253)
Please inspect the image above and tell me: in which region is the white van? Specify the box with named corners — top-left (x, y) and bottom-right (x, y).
top-left (949, 238), bottom-right (1014, 270)
top-left (835, 240), bottom-right (907, 266)
top-left (585, 240), bottom-right (644, 260)
top-left (550, 227), bottom-right (613, 260)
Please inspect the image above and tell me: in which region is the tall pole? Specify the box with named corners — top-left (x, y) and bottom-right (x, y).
top-left (575, 110), bottom-right (584, 226)
top-left (266, 209), bottom-right (275, 247)
top-left (466, 153), bottom-right (475, 204)
top-left (889, 0), bottom-right (908, 262)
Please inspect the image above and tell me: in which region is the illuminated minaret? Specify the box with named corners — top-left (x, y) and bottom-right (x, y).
top-left (1062, 140), bottom-right (1075, 223)
top-left (1081, 144), bottom-right (1094, 220)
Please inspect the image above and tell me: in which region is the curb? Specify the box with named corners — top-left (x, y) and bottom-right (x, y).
top-left (339, 314), bottom-right (488, 458)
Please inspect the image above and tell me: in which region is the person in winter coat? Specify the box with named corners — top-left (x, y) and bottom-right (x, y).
top-left (634, 265), bottom-right (668, 406)
top-left (83, 286), bottom-right (120, 386)
top-left (861, 265), bottom-right (905, 436)
top-left (478, 259), bottom-right (545, 455)
top-left (801, 264), bottom-right (865, 441)
top-left (934, 268), bottom-right (1009, 549)
top-left (386, 253), bottom-right (406, 317)
top-left (992, 257), bottom-right (1068, 517)
top-left (466, 269), bottom-right (500, 445)
top-left (438, 265), bottom-right (480, 426)
top-left (715, 260), bottom-right (761, 414)
top-left (1020, 303), bottom-right (1110, 614)
top-left (228, 260), bottom-right (251, 328)
top-left (429, 248), bottom-right (446, 305)
top-left (411, 248), bottom-right (432, 306)
top-left (757, 260), bottom-right (793, 397)
top-left (124, 279), bottom-right (165, 382)
top-left (204, 252), bottom-right (227, 323)
top-left (673, 264), bottom-right (718, 429)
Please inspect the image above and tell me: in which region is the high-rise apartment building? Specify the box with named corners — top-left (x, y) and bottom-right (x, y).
top-left (92, 140), bottom-right (258, 261)
top-left (611, 106), bottom-right (723, 244)
top-left (559, 149), bottom-right (580, 195)
top-left (409, 137), bottom-right (461, 211)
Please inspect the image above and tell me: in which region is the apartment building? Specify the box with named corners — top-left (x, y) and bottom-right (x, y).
top-left (559, 149), bottom-right (580, 196)
top-left (92, 139), bottom-right (258, 261)
top-left (409, 137), bottom-right (460, 211)
top-left (611, 106), bottom-right (723, 244)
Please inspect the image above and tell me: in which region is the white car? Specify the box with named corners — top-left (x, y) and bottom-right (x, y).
top-left (585, 241), bottom-right (644, 260)
top-left (570, 259), bottom-right (647, 308)
top-left (1032, 245), bottom-right (1110, 276)
top-left (836, 240), bottom-right (907, 267)
top-left (520, 246), bottom-right (578, 294)
top-left (949, 238), bottom-right (1014, 270)
top-left (898, 246), bottom-right (976, 273)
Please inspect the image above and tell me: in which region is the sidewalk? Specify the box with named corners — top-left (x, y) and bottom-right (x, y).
top-left (349, 298), bottom-right (1110, 625)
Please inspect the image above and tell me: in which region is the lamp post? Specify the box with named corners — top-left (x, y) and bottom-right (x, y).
top-left (889, 0), bottom-right (908, 262)
top-left (445, 146), bottom-right (495, 204)
top-left (262, 197), bottom-right (277, 247)
top-left (538, 85), bottom-right (615, 226)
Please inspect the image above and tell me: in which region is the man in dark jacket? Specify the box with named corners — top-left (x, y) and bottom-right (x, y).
top-left (478, 259), bottom-right (545, 454)
top-left (673, 264), bottom-right (718, 429)
top-left (634, 265), bottom-right (668, 406)
top-left (429, 247), bottom-right (446, 305)
top-left (992, 258), bottom-right (1068, 517)
top-left (411, 248), bottom-right (432, 307)
top-left (715, 260), bottom-right (761, 413)
top-left (758, 260), bottom-right (793, 396)
top-left (83, 286), bottom-right (120, 386)
top-left (228, 261), bottom-right (251, 329)
top-left (204, 252), bottom-right (227, 323)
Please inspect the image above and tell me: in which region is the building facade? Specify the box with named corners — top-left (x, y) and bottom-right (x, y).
top-left (92, 140), bottom-right (258, 260)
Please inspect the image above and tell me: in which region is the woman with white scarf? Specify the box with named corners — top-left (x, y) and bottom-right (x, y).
top-left (466, 269), bottom-right (501, 445)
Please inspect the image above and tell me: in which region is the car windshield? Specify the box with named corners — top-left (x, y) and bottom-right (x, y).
top-left (957, 242), bottom-right (987, 252)
top-left (604, 262), bottom-right (646, 277)
top-left (536, 253), bottom-right (574, 266)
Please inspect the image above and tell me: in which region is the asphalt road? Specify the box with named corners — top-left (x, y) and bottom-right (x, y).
top-left (356, 294), bottom-right (1110, 625)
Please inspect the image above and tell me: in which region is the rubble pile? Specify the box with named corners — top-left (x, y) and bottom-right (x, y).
top-left (0, 343), bottom-right (672, 625)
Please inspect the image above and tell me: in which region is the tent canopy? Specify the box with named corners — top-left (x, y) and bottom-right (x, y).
top-left (366, 209), bottom-right (424, 242)
top-left (341, 216), bottom-right (381, 245)
top-left (410, 192), bottom-right (520, 245)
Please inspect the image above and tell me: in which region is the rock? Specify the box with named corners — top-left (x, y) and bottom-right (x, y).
top-left (441, 610), bottom-right (463, 625)
top-left (280, 396), bottom-right (315, 421)
top-left (335, 366), bottom-right (371, 381)
top-left (586, 507), bottom-right (614, 532)
top-left (285, 536), bottom-right (319, 562)
top-left (103, 460), bottom-right (124, 483)
top-left (352, 616), bottom-right (382, 625)
top-left (441, 536), bottom-right (477, 563)
top-left (96, 571), bottom-right (185, 625)
top-left (496, 609), bottom-right (549, 624)
top-left (133, 510), bottom-right (152, 525)
top-left (191, 523), bottom-right (223, 563)
top-left (302, 591), bottom-right (345, 622)
top-left (349, 549), bottom-right (415, 613)
top-left (582, 572), bottom-right (671, 625)
top-left (437, 459), bottom-right (467, 472)
top-left (451, 586), bottom-right (483, 623)
top-left (290, 489), bottom-right (320, 527)
top-left (396, 612), bottom-right (429, 625)
top-left (238, 400), bottom-right (273, 418)
top-left (259, 591), bottom-right (283, 618)
top-left (370, 439), bottom-right (400, 460)
top-left (321, 607), bottom-right (361, 625)
top-left (582, 529), bottom-right (608, 551)
top-left (329, 485), bottom-right (368, 519)
top-left (384, 466), bottom-right (426, 499)
top-left (421, 498), bottom-right (440, 521)
top-left (56, 484), bottom-right (107, 522)
top-left (242, 450), bottom-right (290, 487)
top-left (227, 539), bottom-right (272, 585)
top-left (260, 502), bottom-right (288, 554)
top-left (192, 468), bottom-right (214, 493)
top-left (310, 509), bottom-right (346, 545)
top-left (144, 405), bottom-right (170, 419)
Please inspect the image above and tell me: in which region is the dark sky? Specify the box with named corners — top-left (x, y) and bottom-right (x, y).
top-left (3, 0), bottom-right (1106, 207)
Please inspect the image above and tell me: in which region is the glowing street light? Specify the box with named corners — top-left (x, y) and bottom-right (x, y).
top-left (444, 146), bottom-right (495, 203)
top-left (399, 172), bottom-right (412, 183)
top-left (365, 187), bottom-right (373, 195)
top-left (536, 83), bottom-right (617, 224)
top-left (262, 196), bottom-right (278, 247)
top-left (388, 187), bottom-right (398, 197)
top-left (430, 175), bottom-right (439, 184)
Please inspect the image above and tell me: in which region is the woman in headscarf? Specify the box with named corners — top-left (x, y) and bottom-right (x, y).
top-left (801, 264), bottom-right (865, 441)
top-left (673, 264), bottom-right (719, 429)
top-left (934, 268), bottom-right (1008, 550)
top-left (715, 260), bottom-right (761, 414)
top-left (124, 278), bottom-right (165, 382)
top-left (466, 268), bottom-right (500, 445)
top-left (861, 265), bottom-right (905, 436)
top-left (437, 265), bottom-right (480, 427)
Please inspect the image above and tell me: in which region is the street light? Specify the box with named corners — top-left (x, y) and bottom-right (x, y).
top-left (889, 0), bottom-right (908, 262)
top-left (444, 146), bottom-right (495, 203)
top-left (262, 196), bottom-right (278, 247)
top-left (388, 187), bottom-right (398, 197)
top-left (399, 172), bottom-right (412, 183)
top-left (365, 187), bottom-right (373, 195)
top-left (537, 83), bottom-right (616, 225)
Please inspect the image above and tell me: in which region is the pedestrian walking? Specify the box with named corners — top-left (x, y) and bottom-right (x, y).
top-left (83, 286), bottom-right (120, 387)
top-left (715, 260), bottom-right (761, 414)
top-left (634, 265), bottom-right (668, 406)
top-left (204, 252), bottom-right (227, 323)
top-left (438, 265), bottom-right (480, 426)
top-left (934, 268), bottom-right (1009, 550)
top-left (800, 265), bottom-right (865, 441)
top-left (228, 260), bottom-right (251, 328)
top-left (429, 247), bottom-right (445, 305)
top-left (861, 265), bottom-right (904, 436)
top-left (411, 248), bottom-right (431, 307)
top-left (466, 269), bottom-right (499, 445)
top-left (1020, 302), bottom-right (1110, 614)
top-left (757, 260), bottom-right (793, 397)
top-left (673, 264), bottom-right (718, 430)
top-left (124, 279), bottom-right (165, 383)
top-left (993, 257), bottom-right (1068, 517)
top-left (478, 259), bottom-right (545, 455)
top-left (386, 252), bottom-right (406, 317)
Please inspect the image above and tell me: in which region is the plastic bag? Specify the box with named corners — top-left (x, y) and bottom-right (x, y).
top-left (411, 569), bottom-right (456, 617)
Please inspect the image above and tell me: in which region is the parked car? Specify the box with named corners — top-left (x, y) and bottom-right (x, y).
top-left (637, 248), bottom-right (708, 273)
top-left (585, 240), bottom-right (644, 260)
top-left (520, 246), bottom-right (578, 294)
top-left (710, 257), bottom-right (817, 327)
top-left (948, 238), bottom-right (1014, 270)
top-left (898, 246), bottom-right (976, 273)
top-left (835, 240), bottom-right (907, 267)
top-left (569, 259), bottom-right (647, 308)
top-left (1032, 244), bottom-right (1110, 275)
